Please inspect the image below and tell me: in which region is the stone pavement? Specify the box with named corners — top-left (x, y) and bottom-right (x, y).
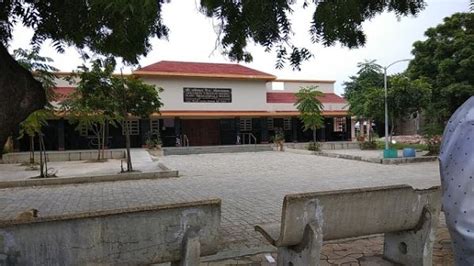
top-left (0, 151), bottom-right (449, 263)
top-left (0, 148), bottom-right (162, 181)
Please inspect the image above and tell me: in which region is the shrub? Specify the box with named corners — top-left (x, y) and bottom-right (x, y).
top-left (307, 142), bottom-right (321, 151)
top-left (359, 140), bottom-right (377, 150)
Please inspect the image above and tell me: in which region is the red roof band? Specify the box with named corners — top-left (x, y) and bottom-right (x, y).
top-left (267, 92), bottom-right (347, 104)
top-left (134, 60), bottom-right (276, 80)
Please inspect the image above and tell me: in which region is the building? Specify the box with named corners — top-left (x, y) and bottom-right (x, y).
top-left (16, 61), bottom-right (353, 151)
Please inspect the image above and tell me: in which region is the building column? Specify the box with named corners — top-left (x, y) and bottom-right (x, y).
top-left (260, 117), bottom-right (269, 143)
top-left (291, 117), bottom-right (298, 142)
top-left (174, 117), bottom-right (181, 146)
top-left (350, 117), bottom-right (356, 141)
top-left (140, 119), bottom-right (150, 148)
top-left (57, 119), bottom-right (65, 151)
top-left (234, 117), bottom-right (240, 144)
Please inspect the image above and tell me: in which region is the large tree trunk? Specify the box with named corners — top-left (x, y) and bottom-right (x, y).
top-left (0, 43), bottom-right (46, 158)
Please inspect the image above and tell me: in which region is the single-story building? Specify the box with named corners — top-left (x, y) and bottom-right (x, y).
top-left (15, 61), bottom-right (354, 151)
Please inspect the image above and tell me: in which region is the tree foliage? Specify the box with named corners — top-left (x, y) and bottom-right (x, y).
top-left (294, 86), bottom-right (324, 143)
top-left (63, 58), bottom-right (163, 170)
top-left (200, 0), bottom-right (426, 69)
top-left (344, 60), bottom-right (431, 138)
top-left (408, 12), bottom-right (474, 128)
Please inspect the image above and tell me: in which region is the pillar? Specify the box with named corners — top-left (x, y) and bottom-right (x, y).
top-left (260, 117), bottom-right (269, 143)
top-left (351, 117), bottom-right (356, 141)
top-left (234, 117), bottom-right (240, 144)
top-left (57, 119), bottom-right (65, 151)
top-left (140, 119), bottom-right (150, 148)
top-left (291, 117), bottom-right (298, 142)
top-left (174, 117), bottom-right (181, 146)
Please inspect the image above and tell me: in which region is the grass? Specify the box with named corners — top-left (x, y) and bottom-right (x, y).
top-left (375, 141), bottom-right (428, 151)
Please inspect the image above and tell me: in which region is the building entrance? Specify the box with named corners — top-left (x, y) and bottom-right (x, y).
top-left (181, 119), bottom-right (221, 146)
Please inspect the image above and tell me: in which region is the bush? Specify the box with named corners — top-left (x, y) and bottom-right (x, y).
top-left (359, 140), bottom-right (377, 150)
top-left (425, 135), bottom-right (441, 156)
top-left (307, 142), bottom-right (320, 151)
top-left (375, 141), bottom-right (428, 151)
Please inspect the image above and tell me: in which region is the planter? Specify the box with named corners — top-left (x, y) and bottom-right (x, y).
top-left (383, 148), bottom-right (398, 159)
top-left (403, 148), bottom-right (416, 158)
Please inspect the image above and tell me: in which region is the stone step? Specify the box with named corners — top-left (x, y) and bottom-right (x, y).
top-left (163, 145), bottom-right (273, 156)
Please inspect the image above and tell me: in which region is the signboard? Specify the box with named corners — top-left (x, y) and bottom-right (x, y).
top-left (183, 88), bottom-right (232, 103)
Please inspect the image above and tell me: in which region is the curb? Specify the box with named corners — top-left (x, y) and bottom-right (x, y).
top-left (0, 170), bottom-right (179, 189)
top-left (314, 151), bottom-right (437, 164)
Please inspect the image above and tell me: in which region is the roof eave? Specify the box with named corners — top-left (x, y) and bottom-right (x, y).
top-left (132, 71), bottom-right (277, 81)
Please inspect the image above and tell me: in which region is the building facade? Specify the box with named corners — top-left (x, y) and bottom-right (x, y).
top-left (16, 61), bottom-right (353, 151)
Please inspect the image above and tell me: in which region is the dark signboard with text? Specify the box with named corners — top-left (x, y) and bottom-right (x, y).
top-left (183, 88), bottom-right (232, 103)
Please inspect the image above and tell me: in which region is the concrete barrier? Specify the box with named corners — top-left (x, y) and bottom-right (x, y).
top-left (0, 199), bottom-right (221, 265)
top-left (163, 144), bottom-right (273, 155)
top-left (2, 149), bottom-right (126, 164)
top-left (255, 185), bottom-right (441, 265)
top-left (0, 169), bottom-right (179, 189)
top-left (285, 141), bottom-right (359, 150)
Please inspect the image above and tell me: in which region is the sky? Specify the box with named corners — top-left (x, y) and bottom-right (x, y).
top-left (8, 0), bottom-right (470, 95)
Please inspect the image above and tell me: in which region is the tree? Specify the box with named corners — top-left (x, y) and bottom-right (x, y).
top-left (112, 73), bottom-right (163, 172)
top-left (388, 74), bottom-right (431, 135)
top-left (294, 86), bottom-right (324, 144)
top-left (15, 48), bottom-right (57, 177)
top-left (343, 59), bottom-right (384, 140)
top-left (63, 59), bottom-right (119, 161)
top-left (0, 1), bottom-right (169, 155)
top-left (1, 1), bottom-right (428, 152)
top-left (408, 12), bottom-right (474, 131)
top-left (64, 58), bottom-right (163, 171)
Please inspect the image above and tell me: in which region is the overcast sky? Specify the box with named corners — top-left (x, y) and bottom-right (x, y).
top-left (9, 0), bottom-right (470, 95)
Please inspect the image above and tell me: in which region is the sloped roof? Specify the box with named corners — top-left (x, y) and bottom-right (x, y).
top-left (133, 60), bottom-right (276, 80)
top-left (266, 92), bottom-right (347, 104)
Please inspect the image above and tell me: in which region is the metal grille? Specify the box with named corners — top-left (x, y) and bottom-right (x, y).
top-left (283, 118), bottom-right (292, 130)
top-left (122, 120), bottom-right (140, 135)
top-left (240, 118), bottom-right (252, 131)
top-left (267, 118), bottom-right (274, 130)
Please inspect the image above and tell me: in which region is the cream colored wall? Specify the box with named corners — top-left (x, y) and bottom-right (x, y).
top-left (143, 77), bottom-right (268, 111)
top-left (267, 103), bottom-right (349, 112)
top-left (267, 81), bottom-right (335, 93)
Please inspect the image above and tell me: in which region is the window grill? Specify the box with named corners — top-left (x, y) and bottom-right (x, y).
top-left (283, 118), bottom-right (292, 130)
top-left (240, 118), bottom-right (252, 131)
top-left (122, 120), bottom-right (140, 135)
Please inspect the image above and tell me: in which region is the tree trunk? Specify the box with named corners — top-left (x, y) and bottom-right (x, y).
top-left (312, 128), bottom-right (317, 143)
top-left (0, 43), bottom-right (46, 157)
top-left (29, 135), bottom-right (35, 164)
top-left (96, 124), bottom-right (101, 161)
top-left (125, 119), bottom-right (133, 172)
top-left (39, 134), bottom-right (48, 177)
top-left (39, 135), bottom-right (44, 178)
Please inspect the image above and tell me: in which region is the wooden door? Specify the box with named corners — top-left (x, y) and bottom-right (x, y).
top-left (181, 119), bottom-right (220, 146)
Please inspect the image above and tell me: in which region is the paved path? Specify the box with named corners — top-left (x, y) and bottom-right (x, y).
top-left (0, 149), bottom-right (161, 181)
top-left (0, 152), bottom-right (442, 253)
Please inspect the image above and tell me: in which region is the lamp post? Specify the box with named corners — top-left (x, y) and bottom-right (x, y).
top-left (383, 59), bottom-right (411, 153)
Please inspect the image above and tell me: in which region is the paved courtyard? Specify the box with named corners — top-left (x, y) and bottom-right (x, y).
top-left (0, 151), bottom-right (449, 263)
top-left (0, 149), bottom-right (160, 181)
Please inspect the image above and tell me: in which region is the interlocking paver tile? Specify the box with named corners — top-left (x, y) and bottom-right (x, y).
top-left (0, 151), bottom-right (449, 262)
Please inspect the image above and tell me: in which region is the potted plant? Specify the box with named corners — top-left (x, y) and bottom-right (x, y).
top-left (272, 128), bottom-right (285, 151)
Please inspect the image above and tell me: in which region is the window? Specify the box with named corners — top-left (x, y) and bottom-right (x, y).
top-left (150, 119), bottom-right (160, 134)
top-left (79, 125), bottom-right (89, 137)
top-left (333, 117), bottom-right (346, 132)
top-left (267, 118), bottom-right (274, 130)
top-left (122, 120), bottom-right (140, 135)
top-left (240, 118), bottom-right (252, 131)
top-left (283, 118), bottom-right (292, 130)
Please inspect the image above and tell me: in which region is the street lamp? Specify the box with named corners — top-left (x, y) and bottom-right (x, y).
top-left (383, 59), bottom-right (411, 154)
